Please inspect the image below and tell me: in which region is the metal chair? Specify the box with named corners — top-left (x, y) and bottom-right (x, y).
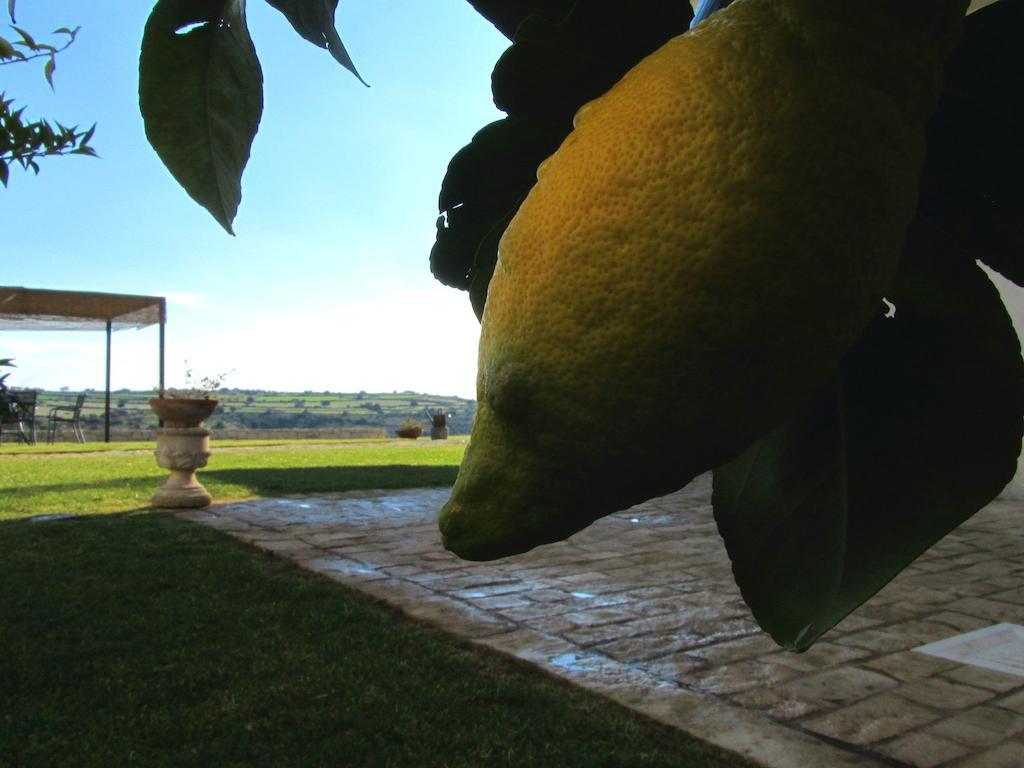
top-left (0, 390), bottom-right (38, 444)
top-left (47, 393), bottom-right (87, 443)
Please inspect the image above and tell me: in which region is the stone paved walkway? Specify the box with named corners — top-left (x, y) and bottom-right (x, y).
top-left (178, 474), bottom-right (1024, 768)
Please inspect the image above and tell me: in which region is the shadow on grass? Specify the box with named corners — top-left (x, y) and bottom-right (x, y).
top-left (4, 476), bottom-right (162, 496)
top-left (0, 512), bottom-right (752, 768)
top-left (201, 464), bottom-right (459, 496)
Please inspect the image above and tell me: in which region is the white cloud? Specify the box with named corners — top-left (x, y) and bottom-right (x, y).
top-left (163, 292), bottom-right (209, 309)
top-left (180, 286), bottom-right (482, 397)
top-left (3, 287), bottom-right (482, 398)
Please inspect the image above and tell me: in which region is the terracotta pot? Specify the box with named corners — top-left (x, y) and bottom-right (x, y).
top-left (149, 398), bottom-right (219, 428)
top-left (395, 426), bottom-right (423, 439)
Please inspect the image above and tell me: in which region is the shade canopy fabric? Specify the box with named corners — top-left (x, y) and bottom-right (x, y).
top-left (0, 286), bottom-right (165, 331)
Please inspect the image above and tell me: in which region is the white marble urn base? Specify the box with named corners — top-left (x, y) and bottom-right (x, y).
top-left (152, 427), bottom-right (213, 508)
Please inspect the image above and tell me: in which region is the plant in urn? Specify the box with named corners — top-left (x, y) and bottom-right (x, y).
top-left (149, 363), bottom-right (232, 508)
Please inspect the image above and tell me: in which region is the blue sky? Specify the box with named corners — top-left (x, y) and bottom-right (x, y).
top-left (3, 1), bottom-right (510, 398)
top-left (4, 0), bottom-right (1017, 402)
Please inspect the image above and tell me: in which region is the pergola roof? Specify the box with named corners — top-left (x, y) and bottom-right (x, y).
top-left (1, 286), bottom-right (167, 442)
top-left (0, 286), bottom-right (165, 331)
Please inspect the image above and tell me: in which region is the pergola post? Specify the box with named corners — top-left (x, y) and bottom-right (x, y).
top-left (159, 300), bottom-right (166, 397)
top-left (105, 319), bottom-right (112, 443)
top-left (158, 301), bottom-right (166, 428)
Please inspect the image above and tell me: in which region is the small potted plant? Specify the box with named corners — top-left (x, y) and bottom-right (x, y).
top-left (149, 362), bottom-right (234, 509)
top-left (395, 419), bottom-right (423, 439)
top-left (149, 361), bottom-right (233, 428)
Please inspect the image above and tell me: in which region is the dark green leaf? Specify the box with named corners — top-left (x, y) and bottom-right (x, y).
top-left (920, 0), bottom-right (1024, 285)
top-left (140, 0), bottom-right (263, 234)
top-left (433, 0), bottom-right (691, 315)
top-left (490, 38), bottom-right (591, 126)
top-left (713, 220), bottom-right (1024, 650)
top-left (429, 118), bottom-right (564, 316)
top-left (43, 55), bottom-right (54, 88)
top-left (467, 207), bottom-right (516, 319)
top-left (711, 378), bottom-right (849, 650)
top-left (0, 161), bottom-right (8, 186)
top-left (11, 25), bottom-right (35, 49)
top-left (465, 0), bottom-right (576, 40)
top-left (492, 0), bottom-right (692, 123)
top-left (0, 35), bottom-right (17, 59)
top-left (6, 0), bottom-right (13, 23)
top-left (263, 0), bottom-right (366, 85)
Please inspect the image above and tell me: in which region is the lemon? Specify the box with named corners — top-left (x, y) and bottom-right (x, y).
top-left (440, 0), bottom-right (970, 560)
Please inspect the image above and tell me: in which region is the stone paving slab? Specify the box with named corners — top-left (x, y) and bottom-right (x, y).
top-left (179, 475), bottom-right (1024, 768)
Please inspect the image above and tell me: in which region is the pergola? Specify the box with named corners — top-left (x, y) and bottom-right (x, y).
top-left (0, 286), bottom-right (166, 442)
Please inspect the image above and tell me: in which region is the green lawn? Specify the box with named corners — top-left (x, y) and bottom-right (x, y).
top-left (0, 439), bottom-right (465, 520)
top-left (0, 441), bottom-right (754, 767)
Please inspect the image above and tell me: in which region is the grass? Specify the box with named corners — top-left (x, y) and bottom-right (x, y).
top-left (0, 439), bottom-right (465, 520)
top-left (0, 442), bottom-right (754, 767)
top-left (1, 437), bottom-right (446, 454)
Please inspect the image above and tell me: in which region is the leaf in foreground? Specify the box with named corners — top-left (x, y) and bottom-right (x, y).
top-left (713, 220), bottom-right (1024, 650)
top-left (919, 0), bottom-right (1024, 285)
top-left (431, 0), bottom-right (691, 317)
top-left (263, 0), bottom-right (366, 85)
top-left (429, 118), bottom-right (564, 309)
top-left (139, 0), bottom-right (263, 234)
top-left (465, 0), bottom-right (577, 40)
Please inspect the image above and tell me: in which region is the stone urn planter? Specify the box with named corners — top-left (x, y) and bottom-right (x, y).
top-left (149, 398), bottom-right (218, 508)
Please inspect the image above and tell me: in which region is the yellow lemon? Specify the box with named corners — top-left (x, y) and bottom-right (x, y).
top-left (440, 0), bottom-right (970, 560)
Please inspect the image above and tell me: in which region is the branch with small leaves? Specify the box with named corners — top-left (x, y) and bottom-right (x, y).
top-left (0, 24), bottom-right (80, 87)
top-left (160, 361), bottom-right (235, 400)
top-left (0, 8), bottom-right (95, 187)
top-left (0, 96), bottom-right (96, 185)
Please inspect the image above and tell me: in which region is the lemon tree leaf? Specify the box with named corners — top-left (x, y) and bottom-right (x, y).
top-left (140, 0), bottom-right (263, 235)
top-left (430, 118), bottom-right (563, 308)
top-left (712, 379), bottom-right (849, 650)
top-left (465, 0), bottom-right (576, 40)
top-left (431, 0), bottom-right (691, 315)
top-left (492, 1), bottom-right (691, 125)
top-left (920, 0), bottom-right (1024, 285)
top-left (0, 35), bottom-right (18, 59)
top-left (713, 222), bottom-right (1024, 650)
top-left (263, 0), bottom-right (366, 85)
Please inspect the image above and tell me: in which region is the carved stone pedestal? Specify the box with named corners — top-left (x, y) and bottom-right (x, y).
top-left (152, 426), bottom-right (213, 508)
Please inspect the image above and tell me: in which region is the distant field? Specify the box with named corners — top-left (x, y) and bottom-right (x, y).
top-left (19, 389), bottom-right (476, 436)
